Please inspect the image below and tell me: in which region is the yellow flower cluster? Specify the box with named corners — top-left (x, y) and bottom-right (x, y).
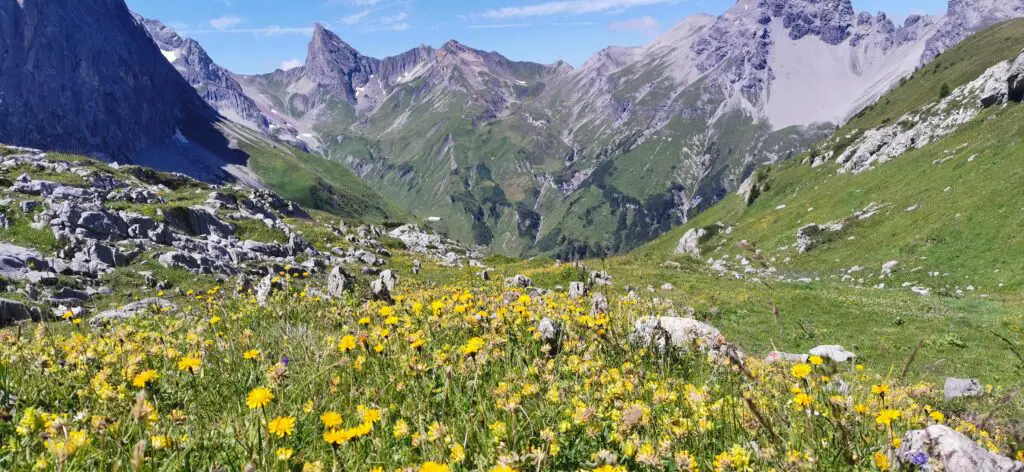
top-left (0, 268), bottom-right (1017, 470)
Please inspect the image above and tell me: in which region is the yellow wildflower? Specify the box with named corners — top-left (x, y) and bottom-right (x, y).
top-left (246, 387), bottom-right (274, 410)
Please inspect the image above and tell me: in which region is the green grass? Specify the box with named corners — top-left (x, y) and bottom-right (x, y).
top-left (232, 218), bottom-right (289, 244)
top-left (239, 135), bottom-right (405, 225)
top-left (0, 206), bottom-right (61, 254)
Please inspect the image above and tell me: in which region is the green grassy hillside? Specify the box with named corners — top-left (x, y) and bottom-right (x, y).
top-left (220, 122), bottom-right (406, 224)
top-left (643, 19), bottom-right (1024, 293)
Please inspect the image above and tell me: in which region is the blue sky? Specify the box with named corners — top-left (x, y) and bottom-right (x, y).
top-left (126, 0), bottom-right (949, 75)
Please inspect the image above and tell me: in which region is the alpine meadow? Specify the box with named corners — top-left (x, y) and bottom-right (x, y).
top-left (0, 0), bottom-right (1023, 471)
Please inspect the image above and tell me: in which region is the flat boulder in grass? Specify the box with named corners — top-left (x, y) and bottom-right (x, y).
top-left (89, 298), bottom-right (175, 327)
top-left (631, 317), bottom-right (736, 360)
top-left (944, 377), bottom-right (984, 400)
top-left (808, 345), bottom-right (856, 363)
top-left (764, 351), bottom-right (809, 364)
top-left (896, 425), bottom-right (1024, 471)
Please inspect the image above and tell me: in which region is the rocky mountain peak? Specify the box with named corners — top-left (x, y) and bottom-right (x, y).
top-left (135, 13), bottom-right (269, 132)
top-left (306, 24), bottom-right (375, 101)
top-left (924, 0), bottom-right (1024, 62)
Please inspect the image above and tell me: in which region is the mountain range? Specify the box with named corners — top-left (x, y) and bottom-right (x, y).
top-left (4, 0), bottom-right (1024, 258)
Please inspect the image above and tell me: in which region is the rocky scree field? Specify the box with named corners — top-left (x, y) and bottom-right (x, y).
top-left (0, 145), bottom-right (1022, 470)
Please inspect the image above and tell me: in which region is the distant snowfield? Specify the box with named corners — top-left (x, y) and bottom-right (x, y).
top-left (764, 19), bottom-right (940, 129)
top-left (160, 49), bottom-right (178, 63)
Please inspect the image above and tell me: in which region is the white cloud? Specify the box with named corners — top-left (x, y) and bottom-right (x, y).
top-left (209, 16), bottom-right (243, 30)
top-left (378, 11), bottom-right (409, 31)
top-left (354, 0), bottom-right (381, 4)
top-left (482, 0), bottom-right (675, 19)
top-left (608, 15), bottom-right (659, 34)
top-left (342, 9), bottom-right (373, 25)
top-left (279, 59), bottom-right (303, 70)
top-left (467, 23), bottom-right (532, 29)
top-left (381, 12), bottom-right (408, 24)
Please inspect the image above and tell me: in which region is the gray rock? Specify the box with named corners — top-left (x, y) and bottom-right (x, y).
top-left (158, 251), bottom-right (201, 273)
top-left (109, 187), bottom-right (164, 204)
top-left (206, 191), bottom-right (238, 209)
top-left (478, 269), bottom-right (491, 281)
top-left (590, 292), bottom-right (609, 315)
top-left (568, 282), bottom-right (587, 300)
top-left (881, 260), bottom-right (899, 277)
top-left (944, 377), bottom-right (984, 400)
top-left (1008, 48), bottom-right (1024, 102)
top-left (47, 287), bottom-right (91, 305)
top-left (256, 274), bottom-right (282, 306)
top-left (89, 298), bottom-right (175, 327)
top-left (81, 241), bottom-right (128, 268)
top-left (370, 270), bottom-right (399, 303)
top-left (411, 259), bottom-right (421, 275)
top-left (0, 297), bottom-right (44, 326)
top-left (505, 274), bottom-right (532, 288)
top-left (165, 206), bottom-right (234, 238)
top-left (737, 170), bottom-right (769, 205)
top-left (0, 242), bottom-right (49, 278)
top-left (764, 351), bottom-right (810, 364)
top-left (327, 266), bottom-right (351, 298)
top-left (0, 211), bottom-right (8, 229)
top-left (537, 317), bottom-right (563, 354)
top-left (809, 345), bottom-right (856, 363)
top-left (76, 209), bottom-right (128, 240)
top-left (242, 240), bottom-right (289, 258)
top-left (631, 317), bottom-right (733, 359)
top-left (353, 250), bottom-right (378, 266)
top-left (896, 425), bottom-right (1024, 471)
top-left (796, 223), bottom-right (845, 253)
top-left (590, 270), bottom-right (613, 287)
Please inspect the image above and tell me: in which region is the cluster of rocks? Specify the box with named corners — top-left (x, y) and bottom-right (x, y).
top-left (387, 224), bottom-right (484, 267)
top-left (0, 149), bottom-right (477, 327)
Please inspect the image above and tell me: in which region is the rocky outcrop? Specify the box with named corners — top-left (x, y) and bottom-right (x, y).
top-left (675, 228), bottom-right (707, 258)
top-left (737, 169), bottom-right (769, 206)
top-left (896, 425), bottom-right (1024, 471)
top-left (835, 49), bottom-right (1024, 174)
top-left (0, 298), bottom-right (44, 327)
top-left (371, 270), bottom-right (398, 303)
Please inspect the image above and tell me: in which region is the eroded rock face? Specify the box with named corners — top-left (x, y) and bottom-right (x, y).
top-left (896, 425), bottom-right (1024, 471)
